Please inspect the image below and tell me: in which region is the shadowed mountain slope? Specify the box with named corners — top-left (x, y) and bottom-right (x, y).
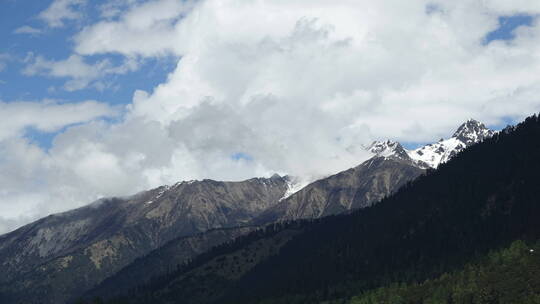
top-left (255, 156), bottom-right (424, 223)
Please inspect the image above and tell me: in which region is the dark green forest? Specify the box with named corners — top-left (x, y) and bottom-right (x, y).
top-left (80, 114), bottom-right (540, 304)
top-left (346, 240), bottom-right (540, 304)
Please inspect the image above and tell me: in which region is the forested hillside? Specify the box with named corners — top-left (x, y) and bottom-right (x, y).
top-left (346, 240), bottom-right (540, 304)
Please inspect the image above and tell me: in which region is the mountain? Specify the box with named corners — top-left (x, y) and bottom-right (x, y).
top-left (0, 118), bottom-right (496, 303)
top-left (85, 156), bottom-right (423, 301)
top-left (367, 119), bottom-right (494, 169)
top-left (0, 176), bottom-right (289, 303)
top-left (257, 119), bottom-right (494, 222)
top-left (409, 119), bottom-right (495, 168)
top-left (254, 156), bottom-right (424, 223)
top-left (84, 151), bottom-right (423, 300)
top-left (99, 114), bottom-right (540, 304)
top-left (366, 140), bottom-right (412, 160)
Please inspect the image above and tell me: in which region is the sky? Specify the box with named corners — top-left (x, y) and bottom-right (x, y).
top-left (0, 0), bottom-right (539, 234)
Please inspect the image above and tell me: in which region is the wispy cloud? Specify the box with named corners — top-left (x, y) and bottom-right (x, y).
top-left (13, 25), bottom-right (43, 35)
top-left (0, 53), bottom-right (11, 72)
top-left (38, 0), bottom-right (86, 28)
top-left (22, 54), bottom-right (139, 91)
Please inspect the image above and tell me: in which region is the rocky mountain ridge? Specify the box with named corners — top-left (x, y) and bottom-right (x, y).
top-left (254, 156), bottom-right (424, 223)
top-left (257, 119), bottom-right (495, 222)
top-left (367, 119), bottom-right (495, 169)
top-left (0, 176), bottom-right (289, 303)
top-left (0, 118), bottom-right (496, 303)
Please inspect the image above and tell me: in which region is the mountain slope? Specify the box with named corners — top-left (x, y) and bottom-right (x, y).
top-left (0, 176), bottom-right (289, 303)
top-left (347, 240), bottom-right (540, 304)
top-left (85, 226), bottom-right (257, 300)
top-left (107, 114), bottom-right (540, 304)
top-left (86, 157), bottom-right (423, 300)
top-left (255, 156), bottom-right (424, 223)
top-left (258, 119), bottom-right (494, 223)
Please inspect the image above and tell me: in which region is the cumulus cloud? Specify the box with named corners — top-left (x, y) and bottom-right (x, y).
top-left (75, 0), bottom-right (195, 57)
top-left (3, 0), bottom-right (540, 233)
top-left (123, 0), bottom-right (540, 141)
top-left (22, 54), bottom-right (139, 91)
top-left (38, 0), bottom-right (87, 28)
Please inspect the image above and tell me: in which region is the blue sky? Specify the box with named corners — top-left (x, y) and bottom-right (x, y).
top-left (0, 2), bottom-right (176, 102)
top-left (0, 0), bottom-right (177, 148)
top-left (485, 14), bottom-right (535, 43)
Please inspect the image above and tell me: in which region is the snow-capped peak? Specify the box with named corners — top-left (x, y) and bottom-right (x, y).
top-left (407, 119), bottom-right (494, 168)
top-left (366, 119), bottom-right (495, 169)
top-left (367, 140), bottom-right (410, 160)
top-left (451, 119), bottom-right (495, 146)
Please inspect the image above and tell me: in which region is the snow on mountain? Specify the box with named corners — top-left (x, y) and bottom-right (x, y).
top-left (367, 140), bottom-right (411, 160)
top-left (368, 119), bottom-right (495, 169)
top-left (452, 118), bottom-right (495, 145)
top-left (280, 176), bottom-right (312, 201)
top-left (408, 137), bottom-right (465, 168)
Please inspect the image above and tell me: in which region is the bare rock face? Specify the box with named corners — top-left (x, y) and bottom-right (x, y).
top-left (255, 156), bottom-right (425, 223)
top-left (0, 176), bottom-right (289, 303)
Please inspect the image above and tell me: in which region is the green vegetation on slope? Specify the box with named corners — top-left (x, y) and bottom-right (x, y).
top-left (347, 240), bottom-right (540, 304)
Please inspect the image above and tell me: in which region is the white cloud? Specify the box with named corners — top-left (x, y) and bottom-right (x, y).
top-left (3, 0), bottom-right (540, 233)
top-left (482, 0), bottom-right (540, 14)
top-left (0, 99), bottom-right (117, 141)
top-left (13, 25), bottom-right (43, 35)
top-left (98, 0), bottom-right (140, 19)
top-left (22, 54), bottom-right (139, 91)
top-left (0, 100), bottom-right (117, 230)
top-left (38, 0), bottom-right (86, 28)
top-left (125, 0), bottom-right (540, 141)
top-left (75, 0), bottom-right (195, 57)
